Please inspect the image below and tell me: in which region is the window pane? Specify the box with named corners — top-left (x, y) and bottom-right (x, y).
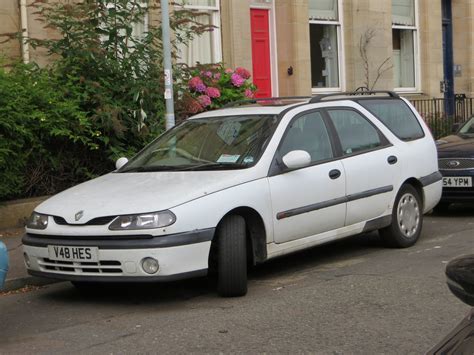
top-left (392, 29), bottom-right (415, 87)
top-left (177, 13), bottom-right (215, 65)
top-left (280, 112), bottom-right (333, 163)
top-left (176, 0), bottom-right (217, 7)
top-left (392, 0), bottom-right (415, 26)
top-left (359, 99), bottom-right (424, 141)
top-left (328, 110), bottom-right (381, 155)
top-left (309, 0), bottom-right (338, 21)
top-left (310, 24), bottom-right (339, 88)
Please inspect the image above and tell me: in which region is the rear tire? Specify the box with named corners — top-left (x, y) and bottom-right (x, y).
top-left (216, 215), bottom-right (248, 297)
top-left (380, 184), bottom-right (423, 248)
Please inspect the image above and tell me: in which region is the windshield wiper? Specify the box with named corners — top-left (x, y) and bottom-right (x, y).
top-left (180, 162), bottom-right (245, 171)
top-left (119, 165), bottom-right (189, 173)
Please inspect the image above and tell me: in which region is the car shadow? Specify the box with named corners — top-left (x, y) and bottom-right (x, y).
top-left (432, 203), bottom-right (474, 218)
top-left (39, 231), bottom-right (385, 305)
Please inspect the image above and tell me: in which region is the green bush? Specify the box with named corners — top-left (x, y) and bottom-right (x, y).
top-left (0, 1), bottom-right (254, 201)
top-left (0, 63), bottom-right (105, 200)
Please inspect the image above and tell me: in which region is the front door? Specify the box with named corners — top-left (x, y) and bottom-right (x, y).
top-left (250, 9), bottom-right (272, 98)
top-left (268, 110), bottom-right (346, 244)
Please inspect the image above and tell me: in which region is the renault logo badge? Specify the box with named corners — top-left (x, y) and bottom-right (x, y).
top-left (75, 210), bottom-right (84, 221)
top-left (448, 160), bottom-right (460, 168)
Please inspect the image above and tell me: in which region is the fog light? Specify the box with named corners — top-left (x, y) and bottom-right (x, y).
top-left (141, 257), bottom-right (159, 274)
top-left (24, 253), bottom-right (31, 268)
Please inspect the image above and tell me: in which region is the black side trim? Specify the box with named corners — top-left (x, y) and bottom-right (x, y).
top-left (346, 185), bottom-right (394, 202)
top-left (28, 269), bottom-right (208, 283)
top-left (362, 215), bottom-right (392, 233)
top-left (23, 228), bottom-right (215, 249)
top-left (276, 196), bottom-right (347, 220)
top-left (277, 185), bottom-right (394, 220)
top-left (420, 171), bottom-right (443, 187)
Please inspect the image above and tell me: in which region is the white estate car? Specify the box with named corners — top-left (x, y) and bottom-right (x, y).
top-left (23, 91), bottom-right (442, 297)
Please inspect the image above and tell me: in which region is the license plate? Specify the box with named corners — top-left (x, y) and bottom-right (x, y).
top-left (48, 245), bottom-right (98, 262)
top-left (443, 176), bottom-right (473, 187)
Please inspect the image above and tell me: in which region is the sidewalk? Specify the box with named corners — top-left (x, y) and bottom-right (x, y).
top-left (0, 228), bottom-right (57, 292)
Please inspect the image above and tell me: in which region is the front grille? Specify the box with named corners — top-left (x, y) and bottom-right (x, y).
top-left (39, 258), bottom-right (122, 275)
top-left (53, 216), bottom-right (117, 226)
top-left (438, 158), bottom-right (474, 170)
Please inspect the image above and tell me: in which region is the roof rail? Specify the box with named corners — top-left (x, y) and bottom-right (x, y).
top-left (222, 96), bottom-right (312, 109)
top-left (309, 90), bottom-right (399, 103)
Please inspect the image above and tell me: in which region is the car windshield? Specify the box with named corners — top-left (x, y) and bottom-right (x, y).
top-left (459, 116), bottom-right (474, 135)
top-left (119, 114), bottom-right (279, 172)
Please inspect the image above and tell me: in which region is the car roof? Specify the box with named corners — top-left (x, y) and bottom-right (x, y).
top-left (188, 91), bottom-right (401, 120)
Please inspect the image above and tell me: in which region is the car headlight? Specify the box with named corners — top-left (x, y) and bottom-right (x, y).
top-left (26, 212), bottom-right (49, 230)
top-left (109, 210), bottom-right (176, 230)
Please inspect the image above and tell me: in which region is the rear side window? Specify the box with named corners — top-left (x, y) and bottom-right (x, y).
top-left (359, 99), bottom-right (424, 141)
top-left (327, 109), bottom-right (382, 155)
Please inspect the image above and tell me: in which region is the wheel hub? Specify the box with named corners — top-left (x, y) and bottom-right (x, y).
top-left (397, 193), bottom-right (420, 238)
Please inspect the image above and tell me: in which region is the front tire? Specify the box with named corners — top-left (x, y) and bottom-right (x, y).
top-left (216, 215), bottom-right (248, 297)
top-left (380, 184), bottom-right (423, 248)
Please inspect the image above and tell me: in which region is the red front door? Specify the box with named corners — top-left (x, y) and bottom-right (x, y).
top-left (250, 9), bottom-right (272, 98)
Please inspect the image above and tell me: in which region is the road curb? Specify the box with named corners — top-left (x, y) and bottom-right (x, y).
top-left (3, 276), bottom-right (60, 292)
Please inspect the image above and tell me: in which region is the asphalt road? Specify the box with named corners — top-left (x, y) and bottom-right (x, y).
top-left (1, 206), bottom-right (474, 354)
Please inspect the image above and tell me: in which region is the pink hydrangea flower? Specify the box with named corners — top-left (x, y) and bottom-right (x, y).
top-left (188, 76), bottom-right (204, 90)
top-left (214, 72), bottom-right (221, 80)
top-left (245, 89), bottom-right (254, 98)
top-left (235, 67), bottom-right (251, 79)
top-left (206, 87), bottom-right (221, 98)
top-left (197, 95), bottom-right (212, 107)
top-left (225, 68), bottom-right (234, 74)
top-left (231, 73), bottom-right (245, 87)
top-left (187, 99), bottom-right (203, 114)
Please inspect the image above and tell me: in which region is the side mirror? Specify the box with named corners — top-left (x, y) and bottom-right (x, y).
top-left (452, 123), bottom-right (461, 133)
top-left (446, 255), bottom-right (474, 306)
top-left (115, 157), bottom-right (129, 170)
top-left (282, 150), bottom-right (311, 170)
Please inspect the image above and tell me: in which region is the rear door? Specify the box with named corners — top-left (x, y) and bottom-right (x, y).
top-left (324, 108), bottom-right (400, 226)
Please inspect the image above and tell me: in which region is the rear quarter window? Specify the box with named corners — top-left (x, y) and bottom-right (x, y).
top-left (359, 99), bottom-right (425, 141)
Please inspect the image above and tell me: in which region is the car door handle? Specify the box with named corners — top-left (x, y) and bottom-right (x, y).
top-left (387, 156), bottom-right (398, 165)
top-left (329, 169), bottom-right (341, 179)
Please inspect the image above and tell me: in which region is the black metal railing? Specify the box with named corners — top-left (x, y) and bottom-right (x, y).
top-left (410, 95), bottom-right (473, 139)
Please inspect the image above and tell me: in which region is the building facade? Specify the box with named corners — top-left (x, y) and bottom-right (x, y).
top-left (1, 0), bottom-right (474, 101)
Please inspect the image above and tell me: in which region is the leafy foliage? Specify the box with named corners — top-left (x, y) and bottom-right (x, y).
top-left (0, 0), bottom-right (255, 200)
top-left (0, 63), bottom-right (103, 199)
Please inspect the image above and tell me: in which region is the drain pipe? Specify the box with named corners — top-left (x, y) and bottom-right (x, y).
top-left (19, 0), bottom-right (30, 63)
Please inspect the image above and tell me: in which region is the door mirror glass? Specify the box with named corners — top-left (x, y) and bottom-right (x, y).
top-left (115, 157), bottom-right (129, 170)
top-left (446, 255), bottom-right (474, 306)
top-left (282, 150), bottom-right (311, 170)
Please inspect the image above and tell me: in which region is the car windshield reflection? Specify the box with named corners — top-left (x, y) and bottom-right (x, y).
top-left (119, 115), bottom-right (279, 172)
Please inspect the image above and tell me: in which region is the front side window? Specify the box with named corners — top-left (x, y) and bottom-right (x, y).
top-left (120, 115), bottom-right (278, 172)
top-left (175, 0), bottom-right (222, 66)
top-left (359, 99), bottom-right (424, 140)
top-left (280, 111), bottom-right (333, 163)
top-left (309, 0), bottom-right (341, 90)
top-left (328, 110), bottom-right (382, 155)
top-left (392, 0), bottom-right (418, 89)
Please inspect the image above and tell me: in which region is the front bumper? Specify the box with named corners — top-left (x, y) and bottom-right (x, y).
top-left (439, 170), bottom-right (474, 203)
top-left (22, 228), bottom-right (214, 282)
